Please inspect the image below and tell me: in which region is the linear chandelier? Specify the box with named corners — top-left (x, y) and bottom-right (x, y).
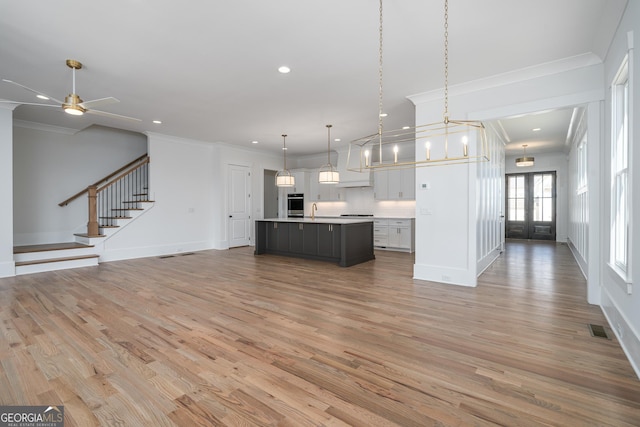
top-left (347, 0), bottom-right (489, 172)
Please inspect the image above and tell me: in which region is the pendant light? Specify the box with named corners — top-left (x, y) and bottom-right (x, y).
top-left (515, 144), bottom-right (534, 167)
top-left (275, 134), bottom-right (295, 187)
top-left (347, 0), bottom-right (489, 171)
top-left (318, 124), bottom-right (340, 184)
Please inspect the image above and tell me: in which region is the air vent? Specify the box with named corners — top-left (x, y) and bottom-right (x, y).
top-left (588, 324), bottom-right (610, 339)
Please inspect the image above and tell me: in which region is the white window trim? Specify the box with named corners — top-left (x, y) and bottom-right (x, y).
top-left (609, 42), bottom-right (633, 287)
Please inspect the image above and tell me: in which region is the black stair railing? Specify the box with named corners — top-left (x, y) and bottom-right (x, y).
top-left (60, 155), bottom-right (150, 237)
top-left (97, 159), bottom-right (150, 229)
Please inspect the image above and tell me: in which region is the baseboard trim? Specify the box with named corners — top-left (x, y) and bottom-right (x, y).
top-left (600, 288), bottom-right (640, 380)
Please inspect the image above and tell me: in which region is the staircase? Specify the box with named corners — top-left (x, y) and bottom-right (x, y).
top-left (13, 155), bottom-right (153, 276)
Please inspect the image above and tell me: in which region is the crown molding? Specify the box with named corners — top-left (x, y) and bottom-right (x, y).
top-left (407, 53), bottom-right (603, 105)
top-left (13, 119), bottom-right (79, 135)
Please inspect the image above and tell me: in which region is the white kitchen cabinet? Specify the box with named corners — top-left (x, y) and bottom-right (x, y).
top-left (373, 219), bottom-right (389, 247)
top-left (373, 170), bottom-right (389, 200)
top-left (374, 169), bottom-right (415, 200)
top-left (289, 169), bottom-right (308, 195)
top-left (308, 169), bottom-right (344, 201)
top-left (373, 218), bottom-right (414, 252)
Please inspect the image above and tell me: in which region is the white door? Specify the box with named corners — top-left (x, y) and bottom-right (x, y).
top-left (228, 165), bottom-right (251, 247)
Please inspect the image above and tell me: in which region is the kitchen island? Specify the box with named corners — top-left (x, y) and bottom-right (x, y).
top-left (254, 218), bottom-right (375, 267)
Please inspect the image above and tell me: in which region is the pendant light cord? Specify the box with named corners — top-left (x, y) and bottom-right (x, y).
top-left (443, 0), bottom-right (449, 122)
top-left (282, 134), bottom-right (287, 170)
top-left (378, 0), bottom-right (384, 162)
top-left (326, 125), bottom-right (332, 164)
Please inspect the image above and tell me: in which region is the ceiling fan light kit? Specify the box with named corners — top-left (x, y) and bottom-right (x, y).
top-left (0, 59), bottom-right (141, 122)
top-left (347, 0), bottom-right (489, 172)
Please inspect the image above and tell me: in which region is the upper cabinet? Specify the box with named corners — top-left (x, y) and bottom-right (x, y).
top-left (291, 170), bottom-right (307, 194)
top-left (374, 168), bottom-right (415, 200)
top-left (308, 169), bottom-right (345, 202)
top-left (283, 169), bottom-right (308, 195)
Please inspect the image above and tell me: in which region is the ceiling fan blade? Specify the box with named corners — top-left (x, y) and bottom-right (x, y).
top-left (0, 99), bottom-right (60, 108)
top-left (86, 109), bottom-right (141, 122)
top-left (1, 79), bottom-right (65, 104)
top-left (79, 97), bottom-right (119, 110)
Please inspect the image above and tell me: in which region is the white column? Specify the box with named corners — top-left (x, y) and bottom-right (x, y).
top-left (0, 106), bottom-right (16, 277)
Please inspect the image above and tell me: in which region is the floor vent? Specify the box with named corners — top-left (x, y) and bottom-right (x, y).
top-left (180, 252), bottom-right (195, 256)
top-left (159, 255), bottom-right (175, 259)
top-left (588, 324), bottom-right (610, 339)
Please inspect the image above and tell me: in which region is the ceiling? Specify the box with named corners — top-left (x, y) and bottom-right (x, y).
top-left (0, 0), bottom-right (627, 157)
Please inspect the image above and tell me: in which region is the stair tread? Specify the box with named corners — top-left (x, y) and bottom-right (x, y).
top-left (122, 200), bottom-right (154, 203)
top-left (99, 216), bottom-right (132, 219)
top-left (99, 225), bottom-right (120, 229)
top-left (74, 233), bottom-right (106, 238)
top-left (16, 254), bottom-right (99, 267)
top-left (14, 242), bottom-right (94, 254)
top-left (112, 208), bottom-right (143, 211)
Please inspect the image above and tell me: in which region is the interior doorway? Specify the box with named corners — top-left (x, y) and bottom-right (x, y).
top-left (505, 171), bottom-right (556, 240)
top-left (263, 170), bottom-right (279, 219)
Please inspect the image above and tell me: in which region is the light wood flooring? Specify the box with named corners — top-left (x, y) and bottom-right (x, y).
top-left (0, 241), bottom-right (639, 426)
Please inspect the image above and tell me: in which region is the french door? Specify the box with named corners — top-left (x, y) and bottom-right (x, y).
top-left (505, 172), bottom-right (556, 240)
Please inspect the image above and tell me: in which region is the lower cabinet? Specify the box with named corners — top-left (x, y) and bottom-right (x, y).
top-left (373, 218), bottom-right (415, 252)
top-left (289, 223), bottom-right (304, 253)
top-left (255, 220), bottom-right (375, 267)
top-left (266, 222), bottom-right (340, 261)
top-left (317, 224), bottom-right (341, 258)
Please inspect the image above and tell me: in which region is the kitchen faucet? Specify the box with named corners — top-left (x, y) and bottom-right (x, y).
top-left (311, 203), bottom-right (317, 220)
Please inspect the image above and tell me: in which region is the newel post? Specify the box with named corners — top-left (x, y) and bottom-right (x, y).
top-left (87, 185), bottom-right (100, 237)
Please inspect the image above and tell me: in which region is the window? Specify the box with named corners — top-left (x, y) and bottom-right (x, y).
top-left (610, 56), bottom-right (630, 274)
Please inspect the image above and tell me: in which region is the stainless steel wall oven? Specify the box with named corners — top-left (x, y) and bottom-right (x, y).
top-left (287, 193), bottom-right (304, 217)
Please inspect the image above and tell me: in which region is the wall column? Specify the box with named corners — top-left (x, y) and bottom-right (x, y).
top-left (0, 106), bottom-right (16, 277)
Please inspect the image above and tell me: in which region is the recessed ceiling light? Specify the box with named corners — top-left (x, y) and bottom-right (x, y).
top-left (402, 126), bottom-right (410, 130)
top-left (278, 66), bottom-right (291, 74)
top-left (36, 94), bottom-right (49, 100)
top-left (334, 138), bottom-right (341, 142)
top-left (252, 140), bottom-right (259, 144)
top-left (152, 120), bottom-right (162, 124)
top-left (532, 127), bottom-right (541, 132)
top-left (379, 113), bottom-right (388, 117)
top-left (282, 146), bottom-right (287, 150)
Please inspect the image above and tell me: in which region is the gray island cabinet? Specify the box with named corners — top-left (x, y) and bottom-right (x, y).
top-left (255, 218), bottom-right (375, 267)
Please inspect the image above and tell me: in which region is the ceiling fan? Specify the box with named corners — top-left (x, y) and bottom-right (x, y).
top-left (0, 59), bottom-right (141, 122)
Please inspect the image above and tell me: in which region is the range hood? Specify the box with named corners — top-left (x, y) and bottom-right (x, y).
top-left (335, 147), bottom-right (372, 187)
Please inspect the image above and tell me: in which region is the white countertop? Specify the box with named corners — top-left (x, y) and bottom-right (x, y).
top-left (259, 217), bottom-right (374, 224)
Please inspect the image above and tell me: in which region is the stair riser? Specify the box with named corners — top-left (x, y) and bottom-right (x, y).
top-left (14, 247), bottom-right (97, 263)
top-left (15, 257), bottom-right (99, 275)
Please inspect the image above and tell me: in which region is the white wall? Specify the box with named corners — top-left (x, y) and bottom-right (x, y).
top-left (12, 123), bottom-right (147, 245)
top-left (505, 151), bottom-right (570, 242)
top-left (0, 106), bottom-right (15, 278)
top-left (600, 0), bottom-right (640, 378)
top-left (410, 55), bottom-right (604, 288)
top-left (567, 108), bottom-right (589, 274)
top-left (477, 126), bottom-right (506, 275)
top-left (100, 134), bottom-right (285, 260)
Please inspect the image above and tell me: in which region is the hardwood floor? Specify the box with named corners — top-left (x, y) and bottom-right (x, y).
top-left (1, 241), bottom-right (638, 426)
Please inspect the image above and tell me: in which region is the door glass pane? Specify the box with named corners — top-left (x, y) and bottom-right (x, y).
top-left (533, 173), bottom-right (553, 222)
top-left (515, 199), bottom-right (524, 221)
top-left (508, 175), bottom-right (525, 221)
top-left (544, 197), bottom-right (552, 221)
